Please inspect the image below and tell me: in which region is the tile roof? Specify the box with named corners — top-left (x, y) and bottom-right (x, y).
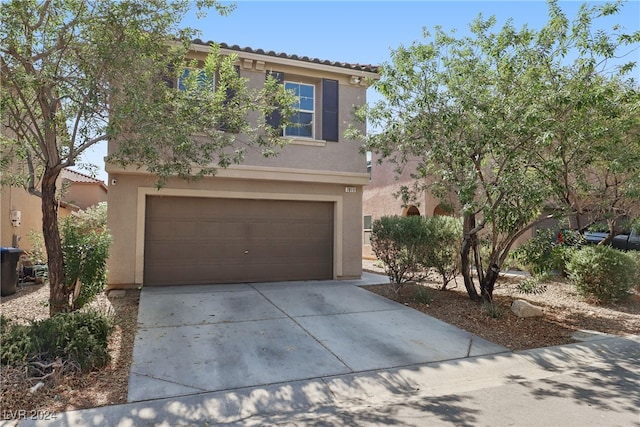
top-left (61, 169), bottom-right (106, 185)
top-left (193, 40), bottom-right (379, 74)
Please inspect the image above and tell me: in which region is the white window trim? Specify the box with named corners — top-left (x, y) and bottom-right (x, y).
top-left (284, 81), bottom-right (315, 139)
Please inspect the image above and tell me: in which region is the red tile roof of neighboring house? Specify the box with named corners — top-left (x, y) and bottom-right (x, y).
top-left (193, 40), bottom-right (380, 74)
top-left (61, 169), bottom-right (108, 191)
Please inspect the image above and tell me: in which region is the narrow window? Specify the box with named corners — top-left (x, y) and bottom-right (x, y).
top-left (363, 215), bottom-right (372, 245)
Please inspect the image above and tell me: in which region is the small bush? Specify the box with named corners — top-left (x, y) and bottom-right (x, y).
top-left (517, 273), bottom-right (549, 295)
top-left (371, 216), bottom-right (428, 292)
top-left (482, 301), bottom-right (504, 318)
top-left (26, 229), bottom-right (48, 264)
top-left (61, 202), bottom-right (111, 311)
top-left (511, 228), bottom-right (581, 277)
top-left (0, 310), bottom-right (112, 372)
top-left (415, 285), bottom-right (433, 305)
top-left (0, 322), bottom-right (35, 366)
top-left (511, 229), bottom-right (557, 275)
top-left (566, 245), bottom-right (636, 303)
top-left (420, 216), bottom-right (462, 290)
top-left (625, 251), bottom-right (640, 291)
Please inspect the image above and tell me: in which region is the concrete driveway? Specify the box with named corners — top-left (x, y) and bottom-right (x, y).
top-left (128, 272), bottom-right (508, 402)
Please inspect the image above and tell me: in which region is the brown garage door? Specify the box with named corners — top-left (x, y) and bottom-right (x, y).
top-left (144, 196), bottom-right (333, 286)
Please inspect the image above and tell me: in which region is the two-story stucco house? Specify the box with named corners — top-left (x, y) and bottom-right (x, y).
top-left (106, 41), bottom-right (378, 289)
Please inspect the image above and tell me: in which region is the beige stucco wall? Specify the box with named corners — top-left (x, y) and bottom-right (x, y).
top-left (1, 186), bottom-right (42, 250)
top-left (63, 182), bottom-right (107, 210)
top-left (0, 185), bottom-right (73, 252)
top-left (106, 169), bottom-right (366, 288)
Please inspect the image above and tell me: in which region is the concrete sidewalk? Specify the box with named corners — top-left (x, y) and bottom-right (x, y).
top-left (12, 334), bottom-right (640, 426)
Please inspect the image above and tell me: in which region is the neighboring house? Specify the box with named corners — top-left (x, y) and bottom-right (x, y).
top-left (362, 152), bottom-right (455, 258)
top-left (362, 151), bottom-right (551, 259)
top-left (0, 169), bottom-right (108, 251)
top-left (105, 41), bottom-right (378, 288)
top-left (60, 169), bottom-right (108, 210)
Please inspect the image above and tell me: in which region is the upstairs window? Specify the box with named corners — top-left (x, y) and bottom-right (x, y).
top-left (266, 72), bottom-right (339, 142)
top-left (284, 81), bottom-right (314, 138)
top-left (177, 68), bottom-right (214, 91)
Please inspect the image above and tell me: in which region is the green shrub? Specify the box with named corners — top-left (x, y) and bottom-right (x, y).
top-left (26, 229), bottom-right (48, 264)
top-left (371, 215), bottom-right (463, 292)
top-left (511, 228), bottom-right (558, 275)
top-left (624, 251), bottom-right (640, 291)
top-left (420, 216), bottom-right (462, 290)
top-left (61, 203), bottom-right (111, 311)
top-left (511, 228), bottom-right (582, 276)
top-left (0, 310), bottom-right (112, 372)
top-left (566, 245), bottom-right (636, 303)
top-left (0, 322), bottom-right (35, 366)
top-left (550, 244), bottom-right (579, 277)
top-left (482, 301), bottom-right (504, 318)
top-left (415, 285), bottom-right (433, 304)
top-left (516, 273), bottom-right (549, 295)
top-left (371, 216), bottom-right (429, 292)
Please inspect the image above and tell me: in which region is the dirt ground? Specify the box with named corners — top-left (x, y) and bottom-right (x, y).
top-left (1, 262), bottom-right (639, 418)
top-left (363, 259), bottom-right (640, 350)
top-left (0, 283), bottom-right (139, 418)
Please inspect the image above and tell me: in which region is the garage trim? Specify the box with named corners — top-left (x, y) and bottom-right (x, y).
top-left (135, 187), bottom-right (343, 285)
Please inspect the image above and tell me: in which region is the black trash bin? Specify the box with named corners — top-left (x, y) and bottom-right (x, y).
top-left (1, 247), bottom-right (24, 297)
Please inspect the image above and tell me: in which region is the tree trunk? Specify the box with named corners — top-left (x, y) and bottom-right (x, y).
top-left (460, 213), bottom-right (480, 301)
top-left (42, 166), bottom-right (68, 315)
top-left (480, 263), bottom-right (500, 302)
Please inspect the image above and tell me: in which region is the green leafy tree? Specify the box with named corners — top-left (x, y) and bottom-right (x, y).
top-left (1, 1), bottom-right (294, 314)
top-left (529, 4), bottom-right (640, 237)
top-left (350, 0), bottom-right (639, 301)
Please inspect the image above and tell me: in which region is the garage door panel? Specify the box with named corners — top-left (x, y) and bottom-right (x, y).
top-left (144, 196), bottom-right (333, 286)
top-left (199, 243), bottom-right (247, 259)
top-left (220, 222), bottom-right (267, 239)
top-left (145, 220), bottom-right (179, 239)
top-left (145, 242), bottom-right (196, 260)
top-left (200, 221), bottom-right (230, 238)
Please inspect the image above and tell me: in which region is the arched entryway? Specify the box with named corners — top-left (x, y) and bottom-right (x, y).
top-left (433, 204), bottom-right (453, 216)
top-left (404, 205), bottom-right (421, 216)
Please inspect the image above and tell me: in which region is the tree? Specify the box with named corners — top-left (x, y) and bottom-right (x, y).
top-left (1, 0), bottom-right (294, 314)
top-left (349, 0), bottom-right (639, 301)
top-left (527, 3), bottom-right (640, 238)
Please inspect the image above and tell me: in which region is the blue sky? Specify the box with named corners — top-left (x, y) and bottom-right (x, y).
top-left (83, 0), bottom-right (640, 182)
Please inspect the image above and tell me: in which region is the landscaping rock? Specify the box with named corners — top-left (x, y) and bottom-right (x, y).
top-left (511, 300), bottom-right (544, 318)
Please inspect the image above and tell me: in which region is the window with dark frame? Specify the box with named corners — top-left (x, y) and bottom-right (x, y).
top-left (265, 71), bottom-right (339, 142)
